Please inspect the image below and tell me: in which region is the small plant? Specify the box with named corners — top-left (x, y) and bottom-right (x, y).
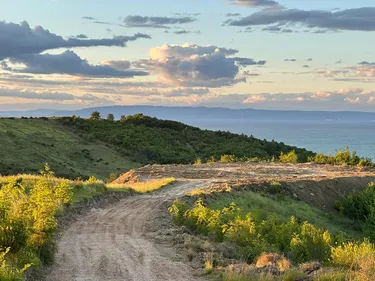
top-left (194, 158), bottom-right (202, 165)
top-left (204, 252), bottom-right (214, 274)
top-left (220, 155), bottom-right (237, 163)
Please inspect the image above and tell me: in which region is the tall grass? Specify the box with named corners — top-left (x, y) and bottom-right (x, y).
top-left (107, 177), bottom-right (176, 193)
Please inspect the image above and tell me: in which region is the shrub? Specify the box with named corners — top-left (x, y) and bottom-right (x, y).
top-left (170, 199), bottom-right (336, 264)
top-left (290, 222), bottom-right (332, 264)
top-left (336, 182), bottom-right (375, 241)
top-left (279, 151), bottom-right (298, 163)
top-left (194, 158), bottom-right (202, 165)
top-left (331, 240), bottom-right (375, 270)
top-left (0, 248), bottom-right (31, 281)
top-left (220, 155), bottom-right (237, 163)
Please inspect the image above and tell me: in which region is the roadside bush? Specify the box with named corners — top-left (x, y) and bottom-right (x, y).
top-left (0, 166), bottom-right (74, 279)
top-left (169, 199), bottom-right (336, 264)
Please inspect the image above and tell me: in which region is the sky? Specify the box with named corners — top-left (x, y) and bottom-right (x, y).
top-left (1, 0), bottom-right (375, 111)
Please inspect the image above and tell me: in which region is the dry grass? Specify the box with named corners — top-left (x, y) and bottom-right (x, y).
top-left (107, 177), bottom-right (176, 193)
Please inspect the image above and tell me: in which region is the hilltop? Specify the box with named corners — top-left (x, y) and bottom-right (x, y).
top-left (0, 114), bottom-right (314, 179)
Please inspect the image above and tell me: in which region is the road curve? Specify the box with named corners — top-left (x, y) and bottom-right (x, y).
top-left (46, 181), bottom-right (205, 281)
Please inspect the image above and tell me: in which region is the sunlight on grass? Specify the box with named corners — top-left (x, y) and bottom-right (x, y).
top-left (206, 191), bottom-right (359, 237)
top-left (107, 177), bottom-right (176, 193)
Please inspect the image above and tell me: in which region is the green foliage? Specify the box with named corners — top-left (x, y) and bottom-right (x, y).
top-left (106, 113), bottom-right (115, 121)
top-left (336, 182), bottom-right (375, 241)
top-left (56, 114), bottom-right (315, 165)
top-left (220, 155), bottom-right (237, 163)
top-left (0, 248), bottom-right (31, 281)
top-left (309, 147), bottom-right (374, 167)
top-left (106, 173), bottom-right (118, 183)
top-left (290, 222), bottom-right (332, 263)
top-left (279, 151), bottom-right (298, 163)
top-left (331, 239), bottom-right (375, 270)
top-left (0, 118), bottom-right (139, 179)
top-left (0, 165), bottom-right (104, 279)
top-left (89, 111), bottom-right (101, 120)
top-left (169, 198), bottom-right (337, 263)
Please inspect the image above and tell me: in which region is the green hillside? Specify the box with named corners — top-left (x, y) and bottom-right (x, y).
top-left (0, 118), bottom-right (139, 179)
top-left (0, 115), bottom-right (315, 179)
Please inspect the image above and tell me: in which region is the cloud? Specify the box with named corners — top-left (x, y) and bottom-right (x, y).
top-left (359, 61), bottom-right (375, 65)
top-left (227, 0), bottom-right (279, 7)
top-left (225, 7), bottom-right (375, 32)
top-left (191, 88), bottom-right (375, 110)
top-left (0, 86), bottom-right (106, 101)
top-left (102, 59), bottom-right (131, 70)
top-left (0, 21), bottom-right (151, 59)
top-left (123, 15), bottom-right (196, 28)
top-left (226, 13), bottom-right (241, 17)
top-left (82, 16), bottom-right (96, 20)
top-left (134, 43), bottom-right (266, 87)
top-left (284, 58), bottom-right (297, 62)
top-left (164, 29), bottom-right (200, 35)
top-left (8, 50), bottom-right (149, 78)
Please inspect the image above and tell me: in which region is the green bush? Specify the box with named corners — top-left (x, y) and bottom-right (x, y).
top-left (310, 147), bottom-right (374, 167)
top-left (169, 199), bottom-right (336, 264)
top-left (336, 182), bottom-right (375, 241)
top-left (0, 166), bottom-right (74, 279)
top-left (279, 151), bottom-right (298, 163)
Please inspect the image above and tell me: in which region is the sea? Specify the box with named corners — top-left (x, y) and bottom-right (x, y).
top-left (186, 119), bottom-right (375, 160)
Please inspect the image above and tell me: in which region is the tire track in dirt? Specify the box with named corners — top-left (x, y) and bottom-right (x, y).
top-left (46, 181), bottom-right (206, 281)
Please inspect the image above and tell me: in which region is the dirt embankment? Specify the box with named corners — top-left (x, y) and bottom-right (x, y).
top-left (45, 162), bottom-right (375, 281)
top-left (115, 162), bottom-right (375, 212)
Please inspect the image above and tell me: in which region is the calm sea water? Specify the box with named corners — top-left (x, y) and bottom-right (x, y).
top-left (186, 119), bottom-right (375, 160)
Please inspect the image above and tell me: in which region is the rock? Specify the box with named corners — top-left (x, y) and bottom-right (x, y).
top-left (293, 193), bottom-right (298, 198)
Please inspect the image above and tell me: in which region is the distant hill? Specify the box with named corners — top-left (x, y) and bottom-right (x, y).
top-left (0, 118), bottom-right (139, 179)
top-left (0, 115), bottom-right (314, 179)
top-left (2, 106), bottom-right (375, 123)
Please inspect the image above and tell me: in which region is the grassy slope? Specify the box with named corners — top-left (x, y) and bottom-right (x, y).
top-left (0, 119), bottom-right (140, 179)
top-left (205, 191), bottom-right (360, 238)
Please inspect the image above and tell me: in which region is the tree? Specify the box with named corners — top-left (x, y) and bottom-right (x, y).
top-left (120, 115), bottom-right (126, 122)
top-left (106, 113), bottom-right (115, 121)
top-left (90, 111), bottom-right (101, 120)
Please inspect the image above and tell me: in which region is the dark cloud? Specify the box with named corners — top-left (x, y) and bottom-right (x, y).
top-left (285, 58), bottom-right (297, 62)
top-left (359, 61), bottom-right (375, 65)
top-left (0, 21), bottom-right (151, 59)
top-left (82, 16), bottom-right (96, 20)
top-left (233, 57), bottom-right (266, 66)
top-left (302, 65), bottom-right (310, 68)
top-left (225, 7), bottom-right (375, 32)
top-left (227, 0), bottom-right (279, 7)
top-left (8, 50), bottom-right (149, 78)
top-left (123, 15), bottom-right (196, 28)
top-left (173, 30), bottom-right (191, 35)
top-left (134, 44), bottom-right (265, 87)
top-left (75, 34), bottom-right (88, 39)
top-left (305, 58), bottom-right (313, 61)
top-left (226, 13), bottom-right (241, 17)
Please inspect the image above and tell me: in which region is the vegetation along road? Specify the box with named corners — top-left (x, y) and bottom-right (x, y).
top-left (46, 180), bottom-right (208, 281)
top-left (45, 162), bottom-right (375, 281)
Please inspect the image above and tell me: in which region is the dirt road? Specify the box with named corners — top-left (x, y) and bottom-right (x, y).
top-left (46, 181), bottom-right (206, 281)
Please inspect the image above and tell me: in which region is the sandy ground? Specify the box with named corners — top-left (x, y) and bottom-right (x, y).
top-left (46, 162), bottom-right (375, 281)
top-left (45, 181), bottom-right (207, 281)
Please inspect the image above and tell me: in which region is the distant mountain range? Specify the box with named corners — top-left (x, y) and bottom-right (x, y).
top-left (1, 106), bottom-right (375, 123)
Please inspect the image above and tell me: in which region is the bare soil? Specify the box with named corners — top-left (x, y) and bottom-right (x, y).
top-left (46, 163), bottom-right (375, 280)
